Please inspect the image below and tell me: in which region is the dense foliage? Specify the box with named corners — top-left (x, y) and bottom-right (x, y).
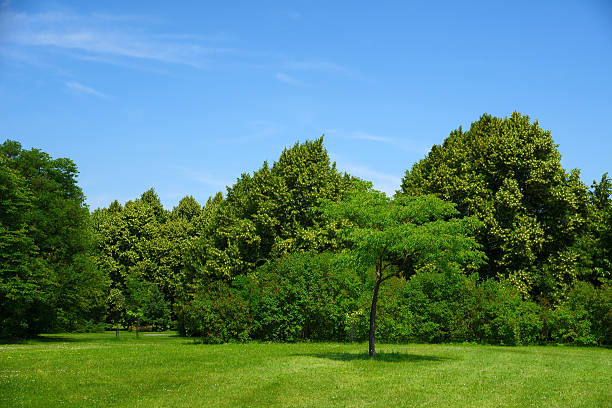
top-left (186, 137), bottom-right (355, 282)
top-left (0, 140), bottom-right (106, 337)
top-left (1, 113), bottom-right (610, 347)
top-left (400, 113), bottom-right (590, 299)
top-left (320, 188), bottom-right (484, 356)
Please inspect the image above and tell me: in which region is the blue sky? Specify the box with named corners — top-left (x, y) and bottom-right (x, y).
top-left (1, 0), bottom-right (611, 209)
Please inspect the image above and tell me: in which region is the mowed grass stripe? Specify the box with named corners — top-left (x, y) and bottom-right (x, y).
top-left (0, 332), bottom-right (610, 407)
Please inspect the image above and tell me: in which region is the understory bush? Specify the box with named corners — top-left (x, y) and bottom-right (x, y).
top-left (248, 252), bottom-right (364, 342)
top-left (545, 281), bottom-right (612, 346)
top-left (176, 281), bottom-right (252, 343)
top-left (175, 256), bottom-right (611, 345)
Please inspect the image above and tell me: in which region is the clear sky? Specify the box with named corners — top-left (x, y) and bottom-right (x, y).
top-left (1, 0), bottom-right (611, 210)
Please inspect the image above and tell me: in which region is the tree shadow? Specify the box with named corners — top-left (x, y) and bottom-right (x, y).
top-left (0, 335), bottom-right (87, 344)
top-left (0, 332), bottom-right (173, 345)
top-left (298, 351), bottom-right (450, 363)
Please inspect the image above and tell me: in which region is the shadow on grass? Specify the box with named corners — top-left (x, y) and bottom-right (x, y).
top-left (299, 351), bottom-right (449, 363)
top-left (1, 332), bottom-right (180, 345)
top-left (0, 335), bottom-right (89, 344)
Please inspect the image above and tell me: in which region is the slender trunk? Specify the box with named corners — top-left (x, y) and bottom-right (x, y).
top-left (369, 274), bottom-right (382, 358)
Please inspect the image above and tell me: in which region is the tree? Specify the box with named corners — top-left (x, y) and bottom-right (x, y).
top-left (124, 275), bottom-right (171, 332)
top-left (576, 173), bottom-right (612, 284)
top-left (171, 195), bottom-right (201, 222)
top-left (399, 113), bottom-right (588, 299)
top-left (0, 140), bottom-right (107, 336)
top-left (187, 137), bottom-right (355, 281)
top-left (320, 187), bottom-right (484, 357)
top-left (92, 189), bottom-right (193, 326)
top-left (107, 288), bottom-right (125, 337)
top-left (0, 155), bottom-right (51, 336)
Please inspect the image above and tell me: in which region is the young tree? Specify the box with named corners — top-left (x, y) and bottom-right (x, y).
top-left (171, 195), bottom-right (202, 222)
top-left (107, 288), bottom-right (125, 337)
top-left (320, 188), bottom-right (484, 357)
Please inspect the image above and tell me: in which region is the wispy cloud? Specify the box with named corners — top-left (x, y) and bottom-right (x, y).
top-left (180, 168), bottom-right (229, 189)
top-left (65, 81), bottom-right (110, 99)
top-left (2, 10), bottom-right (230, 68)
top-left (350, 131), bottom-right (395, 143)
top-left (275, 72), bottom-right (305, 86)
top-left (331, 154), bottom-right (401, 196)
top-left (1, 8), bottom-right (361, 89)
top-left (327, 129), bottom-right (430, 155)
top-left (0, 47), bottom-right (71, 75)
top-left (282, 60), bottom-right (360, 79)
top-left (220, 120), bottom-right (287, 144)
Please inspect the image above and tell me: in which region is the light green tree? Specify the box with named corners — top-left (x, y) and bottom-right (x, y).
top-left (187, 137), bottom-right (355, 282)
top-left (399, 113), bottom-right (588, 299)
top-left (320, 187), bottom-right (484, 357)
top-left (93, 189), bottom-right (185, 326)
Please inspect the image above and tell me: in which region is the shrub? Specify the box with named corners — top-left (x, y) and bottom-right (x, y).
top-left (373, 272), bottom-right (544, 345)
top-left (546, 281), bottom-right (612, 345)
top-left (248, 252), bottom-right (364, 342)
top-left (177, 281), bottom-right (252, 343)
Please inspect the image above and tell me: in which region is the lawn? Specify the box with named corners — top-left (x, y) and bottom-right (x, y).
top-left (1, 332), bottom-right (610, 407)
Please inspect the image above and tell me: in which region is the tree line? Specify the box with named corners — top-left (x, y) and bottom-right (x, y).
top-left (1, 112), bottom-right (610, 349)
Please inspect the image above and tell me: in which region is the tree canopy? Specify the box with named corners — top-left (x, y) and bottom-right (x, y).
top-left (187, 136), bottom-right (355, 281)
top-left (0, 140), bottom-right (106, 336)
top-left (400, 112), bottom-right (588, 299)
top-left (320, 187), bottom-right (484, 357)
top-left (2, 114), bottom-right (610, 345)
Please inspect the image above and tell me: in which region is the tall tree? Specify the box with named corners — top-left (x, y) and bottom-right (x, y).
top-left (399, 113), bottom-right (588, 299)
top-left (0, 140), bottom-right (107, 336)
top-left (93, 190), bottom-right (200, 324)
top-left (188, 137), bottom-right (355, 281)
top-left (320, 187), bottom-right (484, 357)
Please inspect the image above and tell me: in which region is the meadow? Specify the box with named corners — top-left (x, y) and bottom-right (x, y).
top-left (1, 332), bottom-right (610, 407)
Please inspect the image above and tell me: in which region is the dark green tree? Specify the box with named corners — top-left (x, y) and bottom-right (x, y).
top-left (0, 140), bottom-right (107, 336)
top-left (320, 187), bottom-right (484, 357)
top-left (576, 173), bottom-right (612, 284)
top-left (399, 113), bottom-right (588, 299)
top-left (124, 274), bottom-right (171, 332)
top-left (107, 288), bottom-right (125, 336)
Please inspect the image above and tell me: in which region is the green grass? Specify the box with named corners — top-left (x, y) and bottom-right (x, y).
top-left (1, 332), bottom-right (610, 407)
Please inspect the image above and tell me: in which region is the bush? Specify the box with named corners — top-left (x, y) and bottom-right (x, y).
top-left (377, 270), bottom-right (468, 344)
top-left (177, 281), bottom-right (252, 343)
top-left (463, 279), bottom-right (542, 345)
top-left (175, 256), bottom-right (611, 346)
top-left (248, 252), bottom-right (364, 342)
top-left (373, 278), bottom-right (421, 343)
top-left (546, 281), bottom-right (612, 345)
top-left (373, 272), bottom-right (544, 345)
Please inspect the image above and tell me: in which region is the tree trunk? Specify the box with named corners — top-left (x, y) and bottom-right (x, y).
top-left (369, 275), bottom-right (382, 358)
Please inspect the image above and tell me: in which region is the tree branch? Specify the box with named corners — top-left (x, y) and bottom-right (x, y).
top-left (380, 272), bottom-right (399, 283)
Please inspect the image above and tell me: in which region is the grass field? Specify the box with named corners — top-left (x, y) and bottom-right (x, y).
top-left (1, 332), bottom-right (610, 407)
